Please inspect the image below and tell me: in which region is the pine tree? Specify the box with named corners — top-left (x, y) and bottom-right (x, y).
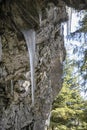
top-left (49, 57), bottom-right (87, 130)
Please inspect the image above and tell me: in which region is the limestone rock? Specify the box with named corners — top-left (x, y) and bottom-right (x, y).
top-left (0, 0), bottom-right (81, 130)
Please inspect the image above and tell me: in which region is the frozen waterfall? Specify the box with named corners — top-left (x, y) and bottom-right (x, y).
top-left (22, 29), bottom-right (36, 106)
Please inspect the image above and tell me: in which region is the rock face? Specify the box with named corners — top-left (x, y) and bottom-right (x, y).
top-left (1, 0), bottom-right (86, 129)
top-left (0, 0), bottom-right (68, 130)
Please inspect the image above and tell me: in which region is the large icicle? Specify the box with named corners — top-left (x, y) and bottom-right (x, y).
top-left (0, 36), bottom-right (2, 61)
top-left (22, 29), bottom-right (36, 106)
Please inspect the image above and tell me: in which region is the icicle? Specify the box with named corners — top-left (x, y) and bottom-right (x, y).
top-left (22, 29), bottom-right (36, 106)
top-left (69, 7), bottom-right (72, 34)
top-left (0, 36), bottom-right (2, 61)
top-left (39, 10), bottom-right (42, 27)
top-left (60, 23), bottom-right (64, 36)
top-left (66, 7), bottom-right (72, 36)
top-left (11, 80), bottom-right (14, 95)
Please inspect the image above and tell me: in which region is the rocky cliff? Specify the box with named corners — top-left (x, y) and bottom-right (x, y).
top-left (0, 0), bottom-right (86, 130)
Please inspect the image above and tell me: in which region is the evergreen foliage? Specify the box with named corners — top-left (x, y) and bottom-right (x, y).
top-left (49, 57), bottom-right (87, 130)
